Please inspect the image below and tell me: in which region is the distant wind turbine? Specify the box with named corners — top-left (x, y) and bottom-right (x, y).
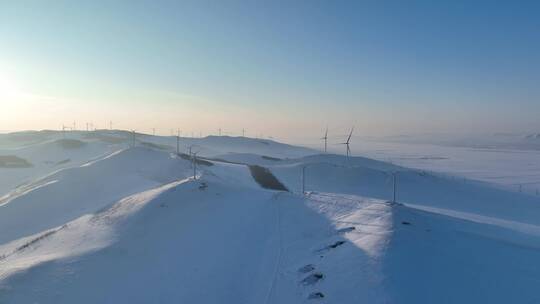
top-left (321, 127), bottom-right (328, 153)
top-left (340, 127), bottom-right (354, 159)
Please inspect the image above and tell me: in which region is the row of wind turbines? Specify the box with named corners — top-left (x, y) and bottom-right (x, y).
top-left (321, 127), bottom-right (354, 158)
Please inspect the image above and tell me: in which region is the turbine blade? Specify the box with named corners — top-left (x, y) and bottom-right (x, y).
top-left (346, 127), bottom-right (354, 143)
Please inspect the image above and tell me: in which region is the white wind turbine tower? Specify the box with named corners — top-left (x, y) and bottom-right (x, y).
top-left (340, 127), bottom-right (354, 159)
top-left (321, 127), bottom-right (328, 153)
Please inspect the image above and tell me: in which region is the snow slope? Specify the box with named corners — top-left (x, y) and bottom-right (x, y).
top-left (267, 154), bottom-right (540, 226)
top-left (1, 132), bottom-right (540, 303)
top-left (0, 163), bottom-right (392, 303)
top-left (0, 147), bottom-right (195, 245)
top-left (384, 202), bottom-right (540, 303)
top-left (0, 138), bottom-right (121, 196)
top-left (0, 130), bottom-right (314, 198)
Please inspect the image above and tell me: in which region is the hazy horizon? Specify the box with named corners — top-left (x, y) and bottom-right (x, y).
top-left (1, 1), bottom-right (540, 139)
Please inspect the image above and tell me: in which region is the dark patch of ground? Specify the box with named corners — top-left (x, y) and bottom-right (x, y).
top-left (208, 158), bottom-right (243, 165)
top-left (178, 153), bottom-right (214, 166)
top-left (0, 155), bottom-right (33, 168)
top-left (141, 141), bottom-right (172, 150)
top-left (56, 139), bottom-right (86, 149)
top-left (308, 292), bottom-right (325, 299)
top-left (337, 227), bottom-right (356, 234)
top-left (298, 264), bottom-right (316, 273)
top-left (248, 165), bottom-right (288, 191)
top-left (328, 240), bottom-right (346, 249)
top-left (261, 155), bottom-right (282, 161)
top-left (302, 272), bottom-right (324, 285)
top-left (316, 240), bottom-right (347, 253)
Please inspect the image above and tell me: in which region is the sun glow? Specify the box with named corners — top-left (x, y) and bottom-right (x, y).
top-left (0, 72), bottom-right (21, 99)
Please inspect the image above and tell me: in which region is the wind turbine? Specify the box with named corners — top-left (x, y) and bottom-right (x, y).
top-left (321, 127), bottom-right (328, 153)
top-left (340, 127), bottom-right (354, 159)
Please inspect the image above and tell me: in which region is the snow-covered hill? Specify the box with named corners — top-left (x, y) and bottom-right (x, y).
top-left (1, 131), bottom-right (540, 303)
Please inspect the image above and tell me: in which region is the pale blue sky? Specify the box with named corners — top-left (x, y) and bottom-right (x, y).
top-left (1, 1), bottom-right (539, 138)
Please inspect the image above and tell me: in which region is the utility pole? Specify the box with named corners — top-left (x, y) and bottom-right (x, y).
top-left (242, 128), bottom-right (245, 137)
top-left (302, 165), bottom-right (306, 194)
top-left (392, 172), bottom-right (397, 203)
top-left (187, 145), bottom-right (194, 166)
top-left (193, 153), bottom-right (197, 180)
top-left (176, 135), bottom-right (180, 155)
